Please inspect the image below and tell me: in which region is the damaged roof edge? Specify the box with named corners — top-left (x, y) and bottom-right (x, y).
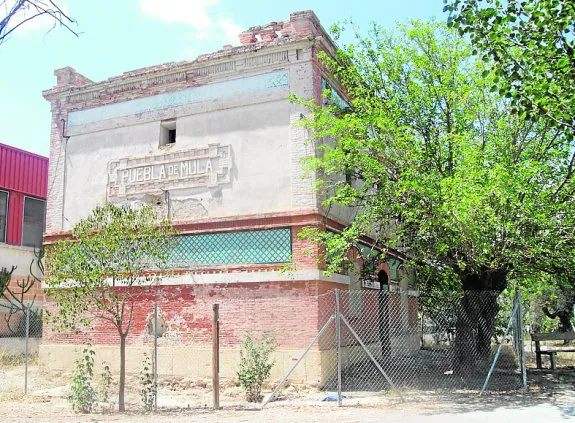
top-left (43, 10), bottom-right (336, 99)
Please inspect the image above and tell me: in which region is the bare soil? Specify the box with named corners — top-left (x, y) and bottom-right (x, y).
top-left (0, 359), bottom-right (573, 422)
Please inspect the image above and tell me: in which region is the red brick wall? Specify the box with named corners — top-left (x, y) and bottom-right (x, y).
top-left (42, 281), bottom-right (419, 354)
top-left (42, 222), bottom-right (333, 349)
top-left (43, 280), bottom-right (330, 350)
top-left (292, 226), bottom-right (321, 270)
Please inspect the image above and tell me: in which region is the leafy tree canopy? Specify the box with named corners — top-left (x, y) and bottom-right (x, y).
top-left (445, 0), bottom-right (575, 140)
top-left (298, 21), bottom-right (575, 293)
top-left (46, 204), bottom-right (176, 331)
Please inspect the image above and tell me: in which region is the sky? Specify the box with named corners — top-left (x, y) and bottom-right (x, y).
top-left (0, 0), bottom-right (445, 156)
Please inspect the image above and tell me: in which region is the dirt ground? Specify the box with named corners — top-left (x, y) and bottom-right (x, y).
top-left (0, 360), bottom-right (574, 423)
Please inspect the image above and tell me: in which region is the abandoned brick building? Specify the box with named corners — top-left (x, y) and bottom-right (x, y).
top-left (41, 10), bottom-right (418, 381)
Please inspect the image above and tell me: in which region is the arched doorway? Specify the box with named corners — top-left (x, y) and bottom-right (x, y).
top-left (378, 268), bottom-right (391, 355)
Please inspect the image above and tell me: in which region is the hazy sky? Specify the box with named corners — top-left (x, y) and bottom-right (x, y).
top-left (0, 0), bottom-right (445, 156)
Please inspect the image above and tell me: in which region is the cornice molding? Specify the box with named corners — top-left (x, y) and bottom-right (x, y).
top-left (42, 39), bottom-right (319, 109)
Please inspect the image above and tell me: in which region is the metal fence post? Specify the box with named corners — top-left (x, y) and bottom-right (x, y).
top-left (516, 290), bottom-right (527, 389)
top-left (24, 305), bottom-right (30, 395)
top-left (335, 289), bottom-right (342, 406)
top-left (262, 314), bottom-right (336, 408)
top-left (153, 302), bottom-right (158, 411)
top-left (480, 299), bottom-right (519, 395)
top-left (212, 303), bottom-right (220, 410)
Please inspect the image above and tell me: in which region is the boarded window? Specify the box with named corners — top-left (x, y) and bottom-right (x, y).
top-left (22, 197), bottom-right (45, 248)
top-left (0, 191), bottom-right (7, 243)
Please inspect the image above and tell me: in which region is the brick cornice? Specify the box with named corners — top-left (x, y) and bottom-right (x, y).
top-left (43, 209), bottom-right (325, 244)
top-left (41, 10), bottom-right (342, 111)
top-left (42, 40), bottom-right (318, 109)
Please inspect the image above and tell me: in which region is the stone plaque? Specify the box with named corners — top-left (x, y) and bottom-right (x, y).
top-left (108, 144), bottom-right (232, 198)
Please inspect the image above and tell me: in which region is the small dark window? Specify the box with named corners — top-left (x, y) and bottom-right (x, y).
top-left (160, 119), bottom-right (177, 146)
top-left (168, 129), bottom-right (176, 144)
top-left (378, 270), bottom-right (389, 287)
top-left (0, 191), bottom-right (7, 243)
top-left (22, 197), bottom-right (45, 248)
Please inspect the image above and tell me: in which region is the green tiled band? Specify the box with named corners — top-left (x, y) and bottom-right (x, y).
top-left (169, 228), bottom-right (292, 267)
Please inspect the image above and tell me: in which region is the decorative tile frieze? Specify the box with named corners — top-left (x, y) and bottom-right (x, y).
top-left (68, 70), bottom-right (289, 127)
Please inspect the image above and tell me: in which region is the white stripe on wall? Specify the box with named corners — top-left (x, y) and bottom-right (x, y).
top-left (42, 269), bottom-right (350, 288)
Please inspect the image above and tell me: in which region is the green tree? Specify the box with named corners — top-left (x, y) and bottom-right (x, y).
top-left (445, 0), bottom-right (575, 139)
top-left (539, 278), bottom-right (575, 334)
top-left (297, 21), bottom-right (575, 367)
top-left (518, 271), bottom-right (575, 335)
top-left (45, 204), bottom-right (176, 412)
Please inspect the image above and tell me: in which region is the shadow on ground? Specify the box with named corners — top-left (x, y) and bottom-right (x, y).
top-left (411, 368), bottom-right (575, 418)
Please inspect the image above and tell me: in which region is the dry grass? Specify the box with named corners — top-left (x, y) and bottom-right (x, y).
top-left (0, 350), bottom-right (24, 367)
top-left (0, 391), bottom-right (23, 401)
top-left (0, 350), bottom-right (39, 367)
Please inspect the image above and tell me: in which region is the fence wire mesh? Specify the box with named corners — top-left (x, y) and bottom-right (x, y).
top-left (217, 290), bottom-right (339, 404)
top-left (266, 288), bottom-right (526, 407)
top-left (0, 287), bottom-right (526, 409)
top-left (0, 306), bottom-right (43, 394)
top-left (150, 290), bottom-right (340, 409)
top-left (147, 288), bottom-right (526, 409)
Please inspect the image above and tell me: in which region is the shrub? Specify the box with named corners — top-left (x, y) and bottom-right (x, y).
top-left (237, 331), bottom-right (275, 402)
top-left (69, 345), bottom-right (112, 413)
top-left (69, 344), bottom-right (97, 413)
top-left (139, 352), bottom-right (156, 412)
top-left (98, 361), bottom-right (112, 403)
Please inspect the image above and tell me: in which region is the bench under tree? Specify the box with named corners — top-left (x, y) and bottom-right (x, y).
top-left (531, 332), bottom-right (575, 369)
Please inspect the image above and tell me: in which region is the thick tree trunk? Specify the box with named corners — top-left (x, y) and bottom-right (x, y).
top-left (119, 333), bottom-right (127, 412)
top-left (559, 314), bottom-right (574, 333)
top-left (543, 306), bottom-right (575, 344)
top-left (453, 269), bottom-right (507, 372)
top-left (543, 307), bottom-right (574, 332)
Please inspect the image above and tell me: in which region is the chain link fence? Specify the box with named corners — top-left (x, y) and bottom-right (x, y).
top-left (127, 289), bottom-right (343, 410)
top-left (0, 305), bottom-right (44, 394)
top-left (123, 288), bottom-right (527, 410)
top-left (264, 289), bottom-right (526, 407)
top-left (145, 288), bottom-right (526, 409)
top-left (3, 287), bottom-right (526, 410)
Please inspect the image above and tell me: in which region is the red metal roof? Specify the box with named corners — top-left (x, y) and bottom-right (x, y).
top-left (0, 143), bottom-right (48, 199)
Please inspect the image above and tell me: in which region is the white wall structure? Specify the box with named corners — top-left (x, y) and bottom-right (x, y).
top-left (40, 11), bottom-right (419, 381)
top-left (43, 40), bottom-right (327, 233)
top-left (0, 244), bottom-right (41, 279)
